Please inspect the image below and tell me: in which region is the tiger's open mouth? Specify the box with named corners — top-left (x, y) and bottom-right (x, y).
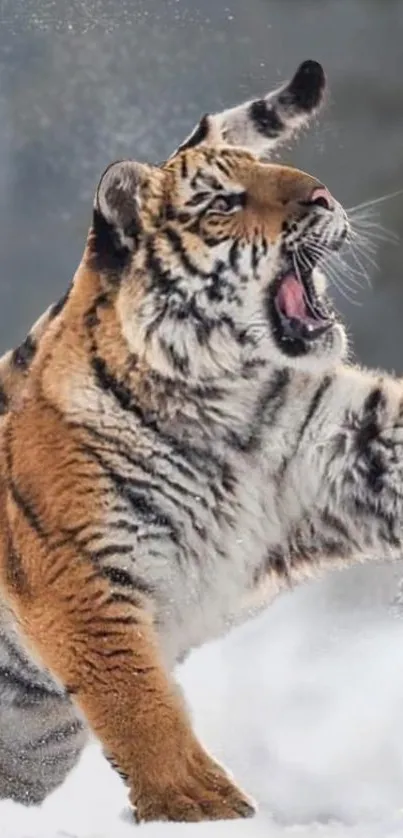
top-left (271, 266), bottom-right (334, 347)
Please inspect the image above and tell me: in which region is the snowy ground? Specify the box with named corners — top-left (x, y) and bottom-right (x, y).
top-left (2, 566), bottom-right (403, 838)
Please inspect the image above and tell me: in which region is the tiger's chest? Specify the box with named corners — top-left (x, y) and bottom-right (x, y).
top-left (100, 436), bottom-right (285, 666)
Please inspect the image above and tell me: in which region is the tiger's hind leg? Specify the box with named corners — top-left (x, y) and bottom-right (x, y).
top-left (0, 691), bottom-right (88, 805)
top-left (0, 607), bottom-right (88, 805)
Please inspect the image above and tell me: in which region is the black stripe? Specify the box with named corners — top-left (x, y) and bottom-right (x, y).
top-left (262, 546), bottom-right (290, 580)
top-left (84, 445), bottom-right (182, 546)
top-left (354, 385), bottom-right (388, 493)
top-left (108, 518), bottom-right (140, 536)
top-left (123, 474), bottom-right (206, 540)
top-left (363, 385), bottom-right (386, 415)
top-left (106, 756), bottom-right (129, 784)
top-left (180, 154), bottom-right (188, 178)
top-left (204, 276), bottom-right (226, 303)
top-left (100, 647), bottom-right (134, 659)
top-left (356, 445), bottom-right (386, 494)
top-left (0, 665), bottom-right (54, 700)
top-left (125, 487), bottom-right (181, 545)
top-left (101, 566), bottom-right (137, 588)
top-left (215, 158), bottom-right (231, 177)
top-left (49, 285), bottom-right (72, 320)
top-left (11, 334), bottom-right (37, 370)
top-left (159, 335), bottom-right (189, 375)
top-left (321, 508), bottom-right (353, 544)
top-left (296, 375), bottom-right (333, 445)
top-left (92, 544), bottom-right (133, 562)
top-left (229, 368), bottom-right (290, 452)
top-left (0, 627), bottom-right (65, 698)
top-left (0, 383), bottom-right (9, 415)
top-left (164, 225), bottom-right (206, 277)
top-left (98, 614), bottom-right (139, 627)
top-left (91, 356), bottom-right (135, 413)
top-left (251, 242), bottom-right (259, 273)
top-left (185, 191), bottom-right (210, 208)
top-left (351, 495), bottom-right (400, 549)
top-left (89, 208), bottom-right (131, 275)
top-left (145, 238), bottom-right (184, 294)
top-left (0, 630), bottom-right (36, 671)
top-left (84, 293), bottom-right (110, 331)
top-left (27, 720), bottom-right (84, 751)
top-left (43, 561), bottom-right (72, 588)
top-left (256, 367), bottom-right (291, 429)
top-left (101, 566), bottom-right (155, 599)
top-left (88, 628), bottom-right (136, 640)
top-left (177, 114), bottom-right (210, 151)
top-left (197, 174), bottom-right (223, 192)
top-left (229, 240), bottom-right (240, 272)
top-left (356, 386), bottom-right (386, 452)
top-left (249, 100), bottom-right (284, 138)
top-left (5, 539), bottom-right (30, 596)
top-left (9, 479), bottom-right (46, 538)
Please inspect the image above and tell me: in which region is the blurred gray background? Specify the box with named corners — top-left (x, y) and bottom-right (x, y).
top-left (0, 2), bottom-right (403, 614)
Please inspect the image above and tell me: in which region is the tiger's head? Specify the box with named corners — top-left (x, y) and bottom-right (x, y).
top-left (2, 61), bottom-right (349, 420)
top-left (84, 60), bottom-right (349, 382)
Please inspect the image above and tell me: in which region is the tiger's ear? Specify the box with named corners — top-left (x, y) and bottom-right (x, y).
top-left (90, 160), bottom-right (150, 273)
top-left (175, 60), bottom-right (326, 161)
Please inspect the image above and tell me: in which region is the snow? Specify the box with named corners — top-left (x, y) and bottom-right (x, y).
top-left (2, 569), bottom-right (403, 838)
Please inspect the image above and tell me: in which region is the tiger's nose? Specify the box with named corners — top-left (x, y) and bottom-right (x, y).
top-left (308, 185), bottom-right (334, 211)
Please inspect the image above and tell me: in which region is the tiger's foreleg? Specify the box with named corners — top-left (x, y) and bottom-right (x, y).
top-left (1, 539), bottom-right (254, 823)
top-left (282, 368), bottom-right (403, 569)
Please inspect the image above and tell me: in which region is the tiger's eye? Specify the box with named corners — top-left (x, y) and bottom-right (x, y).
top-left (212, 197), bottom-right (230, 213)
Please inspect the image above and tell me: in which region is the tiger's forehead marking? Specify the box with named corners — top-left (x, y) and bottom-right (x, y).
top-left (164, 146), bottom-right (256, 183)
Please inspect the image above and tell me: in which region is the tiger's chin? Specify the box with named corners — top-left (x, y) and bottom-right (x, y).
top-left (265, 265), bottom-right (348, 372)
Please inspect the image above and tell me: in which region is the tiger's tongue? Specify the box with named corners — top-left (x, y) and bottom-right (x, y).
top-left (277, 273), bottom-right (319, 324)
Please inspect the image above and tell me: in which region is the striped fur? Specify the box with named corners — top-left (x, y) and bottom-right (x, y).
top-left (0, 61), bottom-right (384, 823)
top-left (0, 65), bottom-right (327, 808)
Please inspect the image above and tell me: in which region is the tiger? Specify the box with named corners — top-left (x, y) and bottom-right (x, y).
top-left (1, 57), bottom-right (399, 825)
top-left (0, 60), bottom-right (329, 813)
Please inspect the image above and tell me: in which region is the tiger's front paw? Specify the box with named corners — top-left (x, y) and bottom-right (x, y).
top-left (131, 745), bottom-right (256, 823)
